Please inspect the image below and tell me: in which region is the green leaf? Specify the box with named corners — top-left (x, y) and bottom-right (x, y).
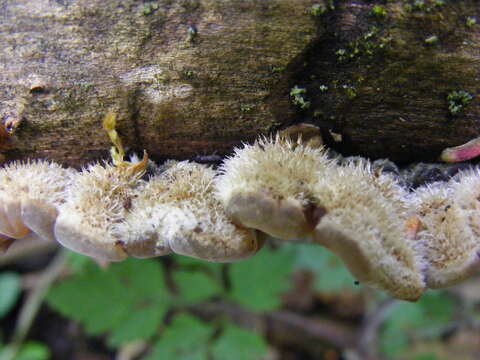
top-left (380, 292), bottom-right (456, 359)
top-left (0, 272), bottom-right (21, 319)
top-left (412, 354), bottom-right (438, 360)
top-left (173, 270), bottom-right (223, 304)
top-left (293, 244), bottom-right (358, 293)
top-left (47, 264), bottom-right (129, 334)
top-left (47, 259), bottom-right (169, 347)
top-left (381, 303), bottom-right (425, 358)
top-left (109, 258), bottom-right (168, 299)
top-left (143, 313), bottom-right (214, 360)
top-left (66, 251), bottom-right (95, 273)
top-left (211, 325), bottom-right (268, 360)
top-left (107, 305), bottom-right (166, 347)
top-left (173, 255), bottom-right (223, 278)
top-left (229, 245), bottom-right (295, 311)
top-left (14, 342), bottom-right (51, 360)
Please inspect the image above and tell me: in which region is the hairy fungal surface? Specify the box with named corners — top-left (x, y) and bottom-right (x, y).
top-left (216, 137), bottom-right (333, 240)
top-left (0, 161), bottom-right (74, 244)
top-left (415, 171), bottom-right (480, 289)
top-left (311, 160), bottom-right (426, 301)
top-left (120, 161), bottom-right (260, 262)
top-left (2, 130), bottom-right (480, 301)
top-left (54, 162), bottom-right (144, 262)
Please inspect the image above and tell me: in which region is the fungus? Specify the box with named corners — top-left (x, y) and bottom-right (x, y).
top-left (54, 112), bottom-right (260, 262)
top-left (216, 136), bottom-right (427, 300)
top-left (277, 123), bottom-right (323, 148)
top-left (0, 160), bottom-right (74, 245)
top-left (414, 171), bottom-right (480, 289)
top-left (53, 112), bottom-right (148, 262)
top-left (4, 111), bottom-right (480, 301)
top-left (311, 159), bottom-right (426, 301)
top-left (216, 136), bottom-right (332, 240)
top-left (53, 156), bottom-right (147, 262)
top-left (120, 161), bottom-right (261, 262)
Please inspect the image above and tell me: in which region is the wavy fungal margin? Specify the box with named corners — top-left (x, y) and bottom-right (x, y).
top-left (1, 120), bottom-right (480, 301)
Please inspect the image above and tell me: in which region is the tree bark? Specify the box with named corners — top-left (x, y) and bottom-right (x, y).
top-left (1, 0), bottom-right (479, 167)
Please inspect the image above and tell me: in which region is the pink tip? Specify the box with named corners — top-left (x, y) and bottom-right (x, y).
top-left (441, 137), bottom-right (480, 163)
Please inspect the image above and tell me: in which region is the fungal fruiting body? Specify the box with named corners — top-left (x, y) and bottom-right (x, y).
top-left (121, 161), bottom-right (260, 262)
top-left (54, 157), bottom-right (147, 262)
top-left (217, 138), bottom-right (426, 300)
top-left (52, 111), bottom-right (260, 263)
top-left (414, 171), bottom-right (480, 289)
top-left (4, 116), bottom-right (480, 301)
top-left (0, 160), bottom-right (74, 250)
top-left (216, 136), bottom-right (331, 240)
top-left (310, 160), bottom-right (426, 301)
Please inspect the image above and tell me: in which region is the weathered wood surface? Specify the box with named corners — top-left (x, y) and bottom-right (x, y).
top-left (0, 0), bottom-right (479, 167)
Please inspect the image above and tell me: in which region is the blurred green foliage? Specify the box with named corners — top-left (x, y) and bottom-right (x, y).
top-left (229, 245), bottom-right (295, 311)
top-left (0, 341), bottom-right (51, 360)
top-left (380, 292), bottom-right (456, 359)
top-left (46, 258), bottom-right (169, 347)
top-left (293, 244), bottom-right (357, 293)
top-left (0, 243), bottom-right (471, 359)
top-left (46, 251), bottom-right (274, 359)
top-left (0, 272), bottom-right (21, 319)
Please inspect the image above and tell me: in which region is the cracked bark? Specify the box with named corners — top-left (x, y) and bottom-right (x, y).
top-left (1, 0), bottom-right (479, 168)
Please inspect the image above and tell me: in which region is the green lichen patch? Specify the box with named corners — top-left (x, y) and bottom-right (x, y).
top-left (404, 0), bottom-right (445, 13)
top-left (281, 0), bottom-right (480, 162)
top-left (142, 3), bottom-right (159, 16)
top-left (340, 84), bottom-right (357, 100)
top-left (290, 86), bottom-right (310, 109)
top-left (447, 90), bottom-right (473, 116)
top-left (466, 16), bottom-right (477, 27)
top-left (310, 1), bottom-right (335, 17)
top-left (372, 5), bottom-right (388, 19)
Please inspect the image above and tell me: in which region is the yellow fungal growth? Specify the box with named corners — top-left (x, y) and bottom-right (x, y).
top-left (102, 111), bottom-right (149, 172)
top-left (0, 160), bottom-right (74, 244)
top-left (120, 161), bottom-right (261, 262)
top-left (310, 159), bottom-right (426, 301)
top-left (103, 111), bottom-right (125, 166)
top-left (414, 171), bottom-right (480, 289)
top-left (216, 136), bottom-right (332, 240)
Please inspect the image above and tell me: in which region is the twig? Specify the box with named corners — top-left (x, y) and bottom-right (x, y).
top-left (191, 302), bottom-right (357, 354)
top-left (266, 310), bottom-right (356, 349)
top-left (353, 298), bottom-right (398, 360)
top-left (116, 340), bottom-right (148, 360)
top-left (0, 249), bottom-right (69, 360)
top-left (0, 240), bottom-right (58, 267)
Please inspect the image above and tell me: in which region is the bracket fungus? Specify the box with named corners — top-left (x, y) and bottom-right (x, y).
top-left (217, 138), bottom-right (426, 301)
top-left (120, 161), bottom-right (260, 262)
top-left (53, 112), bottom-right (261, 263)
top-left (216, 136), bottom-right (331, 240)
top-left (414, 171), bottom-right (480, 289)
top-left (310, 160), bottom-right (426, 301)
top-left (54, 157), bottom-right (148, 262)
top-left (0, 160), bottom-right (74, 251)
top-left (2, 115), bottom-right (480, 301)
